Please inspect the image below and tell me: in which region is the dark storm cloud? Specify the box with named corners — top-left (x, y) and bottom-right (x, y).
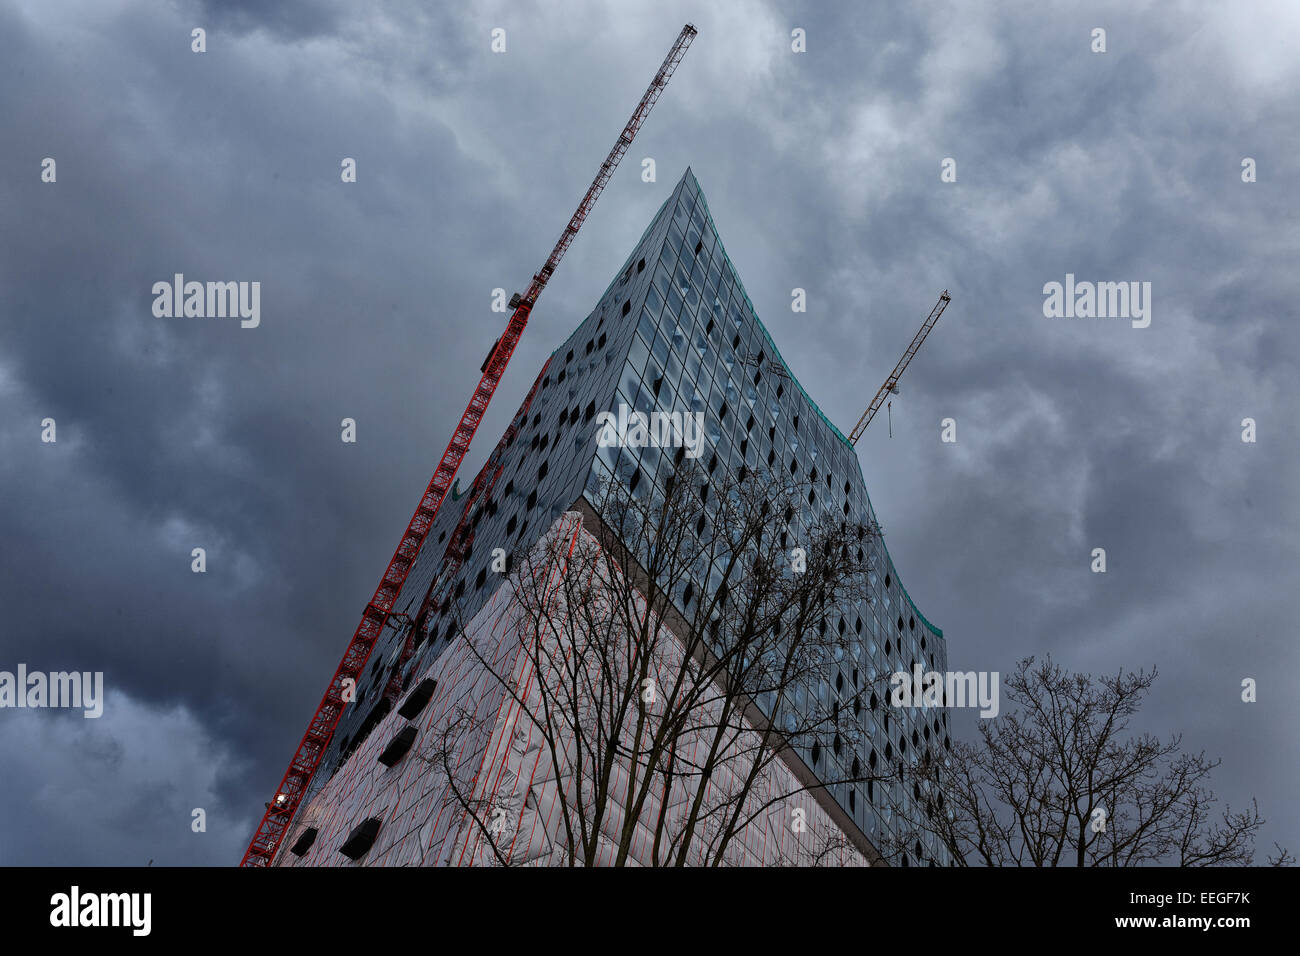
top-left (194, 0), bottom-right (347, 41)
top-left (0, 0), bottom-right (1295, 863)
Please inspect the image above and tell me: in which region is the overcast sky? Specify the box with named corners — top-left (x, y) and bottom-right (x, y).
top-left (1, 0), bottom-right (1296, 865)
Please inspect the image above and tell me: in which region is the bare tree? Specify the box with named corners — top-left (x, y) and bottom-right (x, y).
top-left (892, 656), bottom-right (1284, 867)
top-left (414, 458), bottom-right (920, 866)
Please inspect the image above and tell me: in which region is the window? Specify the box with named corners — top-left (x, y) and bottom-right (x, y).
top-left (289, 827), bottom-right (319, 857)
top-left (377, 726), bottom-right (418, 767)
top-left (398, 678), bottom-right (437, 719)
top-left (338, 818), bottom-right (382, 860)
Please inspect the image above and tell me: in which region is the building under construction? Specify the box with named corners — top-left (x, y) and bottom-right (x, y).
top-left (244, 25), bottom-right (951, 868)
top-left (258, 165), bottom-right (950, 866)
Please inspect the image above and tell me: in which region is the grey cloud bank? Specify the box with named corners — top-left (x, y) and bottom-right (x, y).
top-left (0, 0), bottom-right (1296, 863)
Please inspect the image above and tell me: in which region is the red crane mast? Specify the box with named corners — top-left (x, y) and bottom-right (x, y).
top-left (241, 23), bottom-right (698, 867)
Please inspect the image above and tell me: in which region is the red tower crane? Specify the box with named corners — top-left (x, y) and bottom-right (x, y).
top-left (241, 23), bottom-right (698, 867)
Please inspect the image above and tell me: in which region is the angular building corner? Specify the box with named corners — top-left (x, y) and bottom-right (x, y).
top-left (282, 168), bottom-right (950, 867)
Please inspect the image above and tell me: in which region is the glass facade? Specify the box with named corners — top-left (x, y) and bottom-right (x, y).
top-left (320, 168), bottom-right (949, 865)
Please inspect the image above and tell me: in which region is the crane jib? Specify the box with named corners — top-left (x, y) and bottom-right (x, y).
top-left (239, 23), bottom-right (698, 866)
